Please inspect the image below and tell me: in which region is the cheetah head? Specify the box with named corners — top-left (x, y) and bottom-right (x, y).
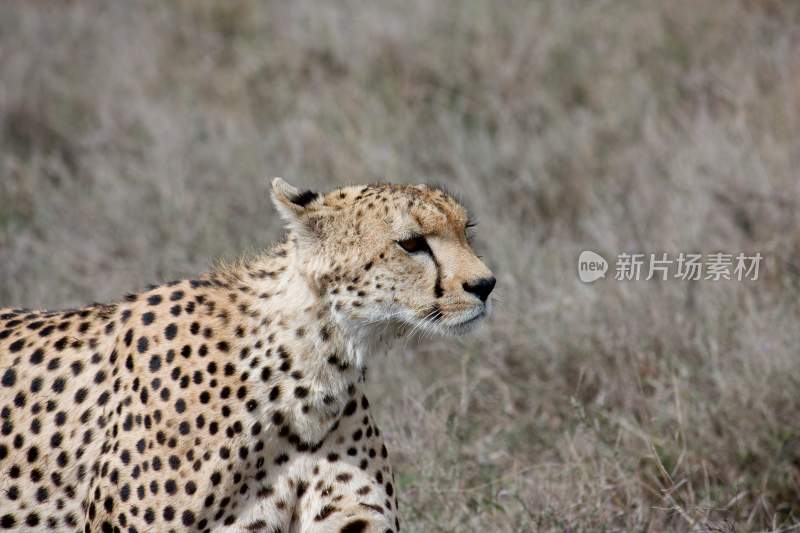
top-left (271, 178), bottom-right (495, 337)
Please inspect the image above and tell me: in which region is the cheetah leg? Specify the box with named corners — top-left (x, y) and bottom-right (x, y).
top-left (291, 505), bottom-right (395, 533)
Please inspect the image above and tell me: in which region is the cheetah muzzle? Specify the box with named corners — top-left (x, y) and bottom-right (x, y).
top-left (0, 179), bottom-right (495, 532)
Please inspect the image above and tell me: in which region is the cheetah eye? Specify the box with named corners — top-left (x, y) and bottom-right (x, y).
top-left (397, 236), bottom-right (430, 254)
top-left (465, 220), bottom-right (477, 244)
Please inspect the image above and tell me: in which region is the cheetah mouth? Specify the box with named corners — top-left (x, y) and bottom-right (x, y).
top-left (443, 308), bottom-right (487, 334)
top-left (401, 303), bottom-right (489, 337)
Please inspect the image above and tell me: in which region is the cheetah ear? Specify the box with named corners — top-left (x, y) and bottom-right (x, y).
top-left (271, 178), bottom-right (321, 237)
top-left (271, 177), bottom-right (319, 218)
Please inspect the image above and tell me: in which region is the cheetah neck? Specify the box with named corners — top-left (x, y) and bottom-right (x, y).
top-left (215, 238), bottom-right (390, 442)
top-left (241, 236), bottom-right (394, 370)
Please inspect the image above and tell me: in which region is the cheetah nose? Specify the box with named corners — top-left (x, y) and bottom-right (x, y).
top-left (462, 277), bottom-right (496, 302)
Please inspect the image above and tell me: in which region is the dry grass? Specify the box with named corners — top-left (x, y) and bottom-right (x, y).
top-left (2, 0), bottom-right (800, 531)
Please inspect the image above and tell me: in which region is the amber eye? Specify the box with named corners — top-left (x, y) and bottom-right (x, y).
top-left (397, 236), bottom-right (430, 254)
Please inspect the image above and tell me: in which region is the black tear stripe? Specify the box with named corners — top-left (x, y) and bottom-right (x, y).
top-left (289, 190), bottom-right (319, 207)
top-left (431, 252), bottom-right (444, 298)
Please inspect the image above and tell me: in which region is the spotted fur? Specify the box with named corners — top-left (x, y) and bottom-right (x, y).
top-left (0, 179), bottom-right (495, 532)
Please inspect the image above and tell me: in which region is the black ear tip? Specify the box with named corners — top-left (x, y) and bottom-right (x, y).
top-left (289, 190), bottom-right (319, 207)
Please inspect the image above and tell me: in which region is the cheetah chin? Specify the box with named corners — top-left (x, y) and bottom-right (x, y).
top-left (0, 178), bottom-right (494, 533)
top-left (445, 305), bottom-right (490, 335)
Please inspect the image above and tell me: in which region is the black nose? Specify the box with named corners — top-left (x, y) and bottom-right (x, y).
top-left (462, 277), bottom-right (496, 302)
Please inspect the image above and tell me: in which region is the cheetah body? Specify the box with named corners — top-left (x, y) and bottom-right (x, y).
top-left (0, 180), bottom-right (494, 533)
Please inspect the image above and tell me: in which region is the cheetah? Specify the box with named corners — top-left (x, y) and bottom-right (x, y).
top-left (0, 179), bottom-right (495, 532)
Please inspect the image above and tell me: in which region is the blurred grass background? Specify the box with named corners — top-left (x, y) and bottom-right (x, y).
top-left (1, 1), bottom-right (800, 531)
